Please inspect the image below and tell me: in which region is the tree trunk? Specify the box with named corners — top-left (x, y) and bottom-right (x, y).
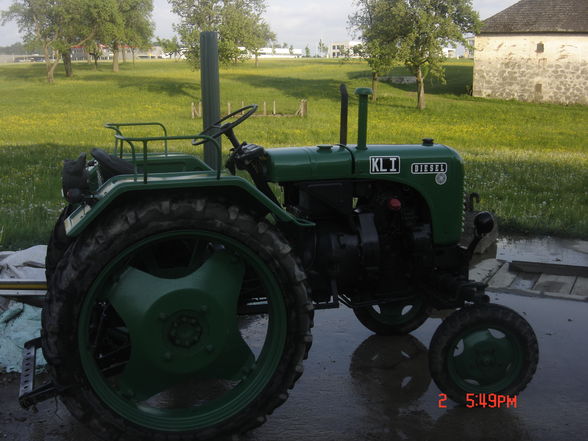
top-left (47, 58), bottom-right (60, 83)
top-left (122, 46), bottom-right (127, 63)
top-left (255, 53), bottom-right (259, 67)
top-left (112, 44), bottom-right (119, 72)
top-left (371, 71), bottom-right (378, 102)
top-left (93, 55), bottom-right (99, 70)
top-left (44, 46), bottom-right (58, 83)
top-left (62, 51), bottom-right (73, 77)
top-left (416, 67), bottom-right (426, 110)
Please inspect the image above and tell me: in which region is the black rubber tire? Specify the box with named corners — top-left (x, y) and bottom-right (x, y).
top-left (45, 204), bottom-right (75, 283)
top-left (353, 298), bottom-right (432, 335)
top-left (429, 303), bottom-right (538, 404)
top-left (41, 195), bottom-right (313, 441)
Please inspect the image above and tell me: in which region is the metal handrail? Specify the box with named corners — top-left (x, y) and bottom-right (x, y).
top-left (113, 133), bottom-right (223, 182)
top-left (104, 122), bottom-right (169, 157)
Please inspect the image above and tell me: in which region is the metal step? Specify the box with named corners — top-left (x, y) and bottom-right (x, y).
top-left (19, 337), bottom-right (58, 409)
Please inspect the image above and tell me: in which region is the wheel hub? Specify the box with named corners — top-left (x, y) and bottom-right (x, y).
top-left (166, 312), bottom-right (203, 348)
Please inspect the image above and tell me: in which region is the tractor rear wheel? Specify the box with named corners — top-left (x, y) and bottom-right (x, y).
top-left (429, 303), bottom-right (538, 403)
top-left (353, 296), bottom-right (432, 335)
top-left (45, 204), bottom-right (74, 283)
top-left (41, 196), bottom-right (313, 441)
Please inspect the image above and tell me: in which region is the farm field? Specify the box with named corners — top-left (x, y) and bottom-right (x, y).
top-left (0, 58), bottom-right (586, 250)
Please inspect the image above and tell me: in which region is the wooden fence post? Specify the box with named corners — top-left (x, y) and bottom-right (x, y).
top-left (263, 101), bottom-right (267, 116)
top-left (273, 100), bottom-right (276, 115)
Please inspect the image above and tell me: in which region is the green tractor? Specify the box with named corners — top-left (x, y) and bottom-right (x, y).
top-left (21, 87), bottom-right (538, 440)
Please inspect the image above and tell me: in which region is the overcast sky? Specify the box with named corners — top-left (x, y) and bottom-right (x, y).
top-left (0, 0), bottom-right (519, 50)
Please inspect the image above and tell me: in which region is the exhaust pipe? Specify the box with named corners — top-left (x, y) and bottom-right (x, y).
top-left (339, 83), bottom-right (348, 146)
top-left (355, 87), bottom-right (372, 150)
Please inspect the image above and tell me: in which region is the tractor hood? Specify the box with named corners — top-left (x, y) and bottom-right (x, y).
top-left (264, 143), bottom-right (463, 184)
top-left (263, 145), bottom-right (353, 181)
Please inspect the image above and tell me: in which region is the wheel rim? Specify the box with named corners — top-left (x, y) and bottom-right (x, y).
top-left (446, 324), bottom-right (524, 393)
top-left (78, 230), bottom-right (287, 431)
top-left (367, 296), bottom-right (426, 325)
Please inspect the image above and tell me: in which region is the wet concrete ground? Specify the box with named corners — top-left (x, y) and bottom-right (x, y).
top-left (1, 291), bottom-right (587, 441)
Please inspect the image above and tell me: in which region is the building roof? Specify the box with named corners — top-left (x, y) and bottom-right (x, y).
top-left (480, 0), bottom-right (588, 34)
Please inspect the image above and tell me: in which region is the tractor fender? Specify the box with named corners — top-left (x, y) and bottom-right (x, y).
top-left (64, 174), bottom-right (314, 237)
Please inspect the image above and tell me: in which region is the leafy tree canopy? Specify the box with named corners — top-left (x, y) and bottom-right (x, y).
top-left (349, 0), bottom-right (480, 108)
top-left (169, 0), bottom-right (272, 65)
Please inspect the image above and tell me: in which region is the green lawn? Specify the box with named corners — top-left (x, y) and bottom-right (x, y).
top-left (0, 58), bottom-right (586, 250)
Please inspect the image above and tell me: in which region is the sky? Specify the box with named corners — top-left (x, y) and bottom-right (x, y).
top-left (0, 0), bottom-right (520, 50)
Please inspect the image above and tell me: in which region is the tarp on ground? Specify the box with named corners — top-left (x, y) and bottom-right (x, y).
top-left (0, 246), bottom-right (46, 372)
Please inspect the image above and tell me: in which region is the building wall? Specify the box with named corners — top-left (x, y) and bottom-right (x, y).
top-left (473, 34), bottom-right (588, 105)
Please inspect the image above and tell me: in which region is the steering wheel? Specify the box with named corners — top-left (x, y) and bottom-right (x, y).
top-left (192, 104), bottom-right (257, 147)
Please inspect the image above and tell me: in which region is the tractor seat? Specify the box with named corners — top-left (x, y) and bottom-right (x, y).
top-left (91, 148), bottom-right (136, 180)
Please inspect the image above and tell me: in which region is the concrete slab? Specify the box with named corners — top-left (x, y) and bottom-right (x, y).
top-left (571, 277), bottom-right (588, 297)
top-left (510, 272), bottom-right (540, 291)
top-left (2, 295), bottom-right (587, 441)
top-left (469, 258), bottom-right (504, 283)
top-left (488, 263), bottom-right (517, 288)
top-left (534, 274), bottom-right (575, 295)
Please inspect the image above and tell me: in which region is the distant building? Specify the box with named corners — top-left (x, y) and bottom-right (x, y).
top-left (464, 37), bottom-right (475, 58)
top-left (256, 47), bottom-right (303, 58)
top-left (328, 41), bottom-right (362, 58)
top-left (473, 0), bottom-right (588, 105)
top-left (442, 47), bottom-right (457, 59)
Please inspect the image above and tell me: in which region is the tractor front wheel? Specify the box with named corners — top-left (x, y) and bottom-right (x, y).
top-left (353, 296), bottom-right (432, 335)
top-left (428, 303), bottom-right (538, 403)
top-left (41, 196), bottom-right (313, 441)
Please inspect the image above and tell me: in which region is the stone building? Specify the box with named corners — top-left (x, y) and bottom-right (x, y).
top-left (473, 0), bottom-right (588, 105)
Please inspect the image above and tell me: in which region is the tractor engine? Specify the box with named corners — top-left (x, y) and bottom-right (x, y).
top-left (281, 180), bottom-right (433, 304)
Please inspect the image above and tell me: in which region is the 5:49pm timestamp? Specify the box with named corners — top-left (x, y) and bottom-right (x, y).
top-left (438, 393), bottom-right (517, 408)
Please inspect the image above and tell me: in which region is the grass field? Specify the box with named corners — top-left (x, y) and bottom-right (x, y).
top-left (0, 58), bottom-right (586, 250)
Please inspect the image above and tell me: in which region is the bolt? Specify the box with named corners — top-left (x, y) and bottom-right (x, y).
top-left (163, 352), bottom-right (172, 361)
top-left (206, 344), bottom-right (215, 353)
top-left (200, 305), bottom-right (208, 313)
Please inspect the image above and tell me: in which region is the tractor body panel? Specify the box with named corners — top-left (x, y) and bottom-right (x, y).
top-left (65, 173), bottom-right (314, 237)
top-left (264, 143), bottom-right (464, 245)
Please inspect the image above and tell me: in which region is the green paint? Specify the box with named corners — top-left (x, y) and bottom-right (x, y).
top-left (447, 326), bottom-right (524, 393)
top-left (355, 87), bottom-right (372, 150)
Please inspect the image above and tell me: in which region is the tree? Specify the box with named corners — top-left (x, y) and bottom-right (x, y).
top-left (170, 0), bottom-right (271, 66)
top-left (349, 0), bottom-right (480, 109)
top-left (2, 0), bottom-right (67, 82)
top-left (247, 20), bottom-right (274, 67)
top-left (0, 0), bottom-right (143, 80)
top-left (304, 45), bottom-right (310, 58)
top-left (121, 0), bottom-right (154, 65)
top-left (106, 0), bottom-right (153, 71)
top-left (317, 39), bottom-right (327, 58)
top-left (157, 35), bottom-right (183, 60)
